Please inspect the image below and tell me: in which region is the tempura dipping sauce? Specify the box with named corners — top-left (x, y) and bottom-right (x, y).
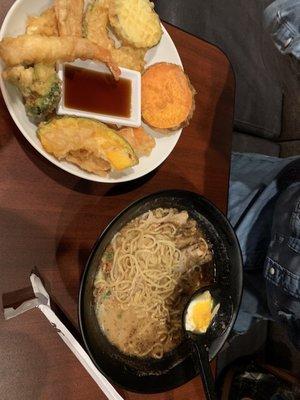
top-left (64, 64), bottom-right (132, 117)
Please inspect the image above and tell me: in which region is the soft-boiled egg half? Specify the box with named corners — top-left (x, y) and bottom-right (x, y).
top-left (185, 290), bottom-right (220, 334)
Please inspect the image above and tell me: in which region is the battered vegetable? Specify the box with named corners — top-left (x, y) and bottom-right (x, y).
top-left (38, 116), bottom-right (139, 175)
top-left (108, 0), bottom-right (163, 48)
top-left (3, 64), bottom-right (61, 123)
top-left (142, 63), bottom-right (195, 133)
top-left (55, 0), bottom-right (84, 37)
top-left (84, 0), bottom-right (146, 72)
top-left (118, 127), bottom-right (155, 157)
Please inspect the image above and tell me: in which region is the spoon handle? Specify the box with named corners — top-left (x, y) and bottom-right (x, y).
top-left (193, 341), bottom-right (217, 400)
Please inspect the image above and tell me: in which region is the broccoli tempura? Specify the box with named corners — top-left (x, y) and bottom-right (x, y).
top-left (3, 64), bottom-right (62, 123)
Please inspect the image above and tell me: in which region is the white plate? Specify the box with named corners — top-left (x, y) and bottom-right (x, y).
top-left (0, 0), bottom-right (183, 183)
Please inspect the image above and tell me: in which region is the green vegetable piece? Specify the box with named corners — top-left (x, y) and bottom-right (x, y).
top-left (102, 290), bottom-right (111, 300)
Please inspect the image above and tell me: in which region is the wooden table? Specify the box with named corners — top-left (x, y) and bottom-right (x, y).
top-left (0, 1), bottom-right (235, 398)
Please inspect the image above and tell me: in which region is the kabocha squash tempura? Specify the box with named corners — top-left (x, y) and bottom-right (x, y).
top-left (38, 116), bottom-right (138, 175)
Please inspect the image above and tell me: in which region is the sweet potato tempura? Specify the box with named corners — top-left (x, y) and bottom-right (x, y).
top-left (142, 63), bottom-right (195, 132)
top-left (0, 35), bottom-right (120, 79)
top-left (55, 0), bottom-right (84, 37)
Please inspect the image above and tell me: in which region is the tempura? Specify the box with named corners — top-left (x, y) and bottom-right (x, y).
top-left (111, 46), bottom-right (146, 72)
top-left (3, 64), bottom-right (61, 122)
top-left (55, 0), bottom-right (84, 37)
top-left (0, 35), bottom-right (120, 79)
top-left (118, 127), bottom-right (155, 157)
top-left (26, 7), bottom-right (58, 36)
top-left (142, 63), bottom-right (195, 132)
top-left (84, 0), bottom-right (147, 71)
top-left (38, 116), bottom-right (138, 175)
top-left (84, 0), bottom-right (113, 49)
top-left (109, 0), bottom-right (162, 48)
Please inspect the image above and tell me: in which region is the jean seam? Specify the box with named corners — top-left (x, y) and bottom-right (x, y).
top-left (288, 237), bottom-right (300, 254)
top-left (289, 198), bottom-right (300, 241)
top-left (280, 19), bottom-right (298, 37)
top-left (266, 275), bottom-right (300, 299)
top-left (266, 257), bottom-right (300, 281)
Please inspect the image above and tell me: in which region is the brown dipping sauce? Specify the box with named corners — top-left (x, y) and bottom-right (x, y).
top-left (64, 64), bottom-right (132, 117)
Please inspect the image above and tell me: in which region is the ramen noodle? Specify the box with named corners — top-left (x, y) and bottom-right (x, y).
top-left (93, 208), bottom-right (214, 359)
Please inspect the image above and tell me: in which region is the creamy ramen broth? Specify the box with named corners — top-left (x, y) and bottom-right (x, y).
top-left (93, 208), bottom-right (214, 359)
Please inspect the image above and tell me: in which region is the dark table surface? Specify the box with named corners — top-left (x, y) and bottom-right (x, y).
top-left (0, 1), bottom-right (235, 399)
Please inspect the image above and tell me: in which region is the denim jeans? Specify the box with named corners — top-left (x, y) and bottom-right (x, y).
top-left (228, 153), bottom-right (300, 349)
top-left (264, 0), bottom-right (300, 59)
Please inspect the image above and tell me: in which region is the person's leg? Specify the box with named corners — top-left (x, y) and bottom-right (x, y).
top-left (218, 154), bottom-right (299, 377)
top-left (229, 152), bottom-right (296, 269)
top-left (226, 153), bottom-right (299, 346)
top-left (264, 183), bottom-right (300, 349)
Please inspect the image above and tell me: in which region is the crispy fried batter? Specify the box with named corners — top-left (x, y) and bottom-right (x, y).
top-left (38, 117), bottom-right (138, 175)
top-left (84, 0), bottom-right (146, 71)
top-left (26, 7), bottom-right (58, 36)
top-left (108, 0), bottom-right (162, 48)
top-left (66, 149), bottom-right (111, 175)
top-left (111, 46), bottom-right (146, 72)
top-left (3, 64), bottom-right (61, 123)
top-left (84, 0), bottom-right (113, 49)
top-left (118, 127), bottom-right (155, 157)
top-left (55, 0), bottom-right (84, 37)
top-left (3, 65), bottom-right (35, 96)
top-left (142, 63), bottom-right (195, 133)
top-left (0, 35), bottom-right (120, 79)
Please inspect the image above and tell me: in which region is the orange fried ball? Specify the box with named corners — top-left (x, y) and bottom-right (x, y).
top-left (141, 62), bottom-right (195, 133)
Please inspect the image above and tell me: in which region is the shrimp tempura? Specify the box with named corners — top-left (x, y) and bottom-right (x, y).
top-left (0, 35), bottom-right (120, 79)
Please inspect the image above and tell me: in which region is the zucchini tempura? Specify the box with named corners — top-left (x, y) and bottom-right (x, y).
top-left (84, 0), bottom-right (146, 72)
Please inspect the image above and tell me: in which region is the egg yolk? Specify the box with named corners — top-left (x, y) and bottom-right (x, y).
top-left (191, 300), bottom-right (213, 332)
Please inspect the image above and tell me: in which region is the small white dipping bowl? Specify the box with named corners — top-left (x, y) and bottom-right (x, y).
top-left (57, 60), bottom-right (141, 127)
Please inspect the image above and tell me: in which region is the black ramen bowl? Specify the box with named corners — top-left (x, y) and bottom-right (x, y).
top-left (79, 190), bottom-right (243, 393)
